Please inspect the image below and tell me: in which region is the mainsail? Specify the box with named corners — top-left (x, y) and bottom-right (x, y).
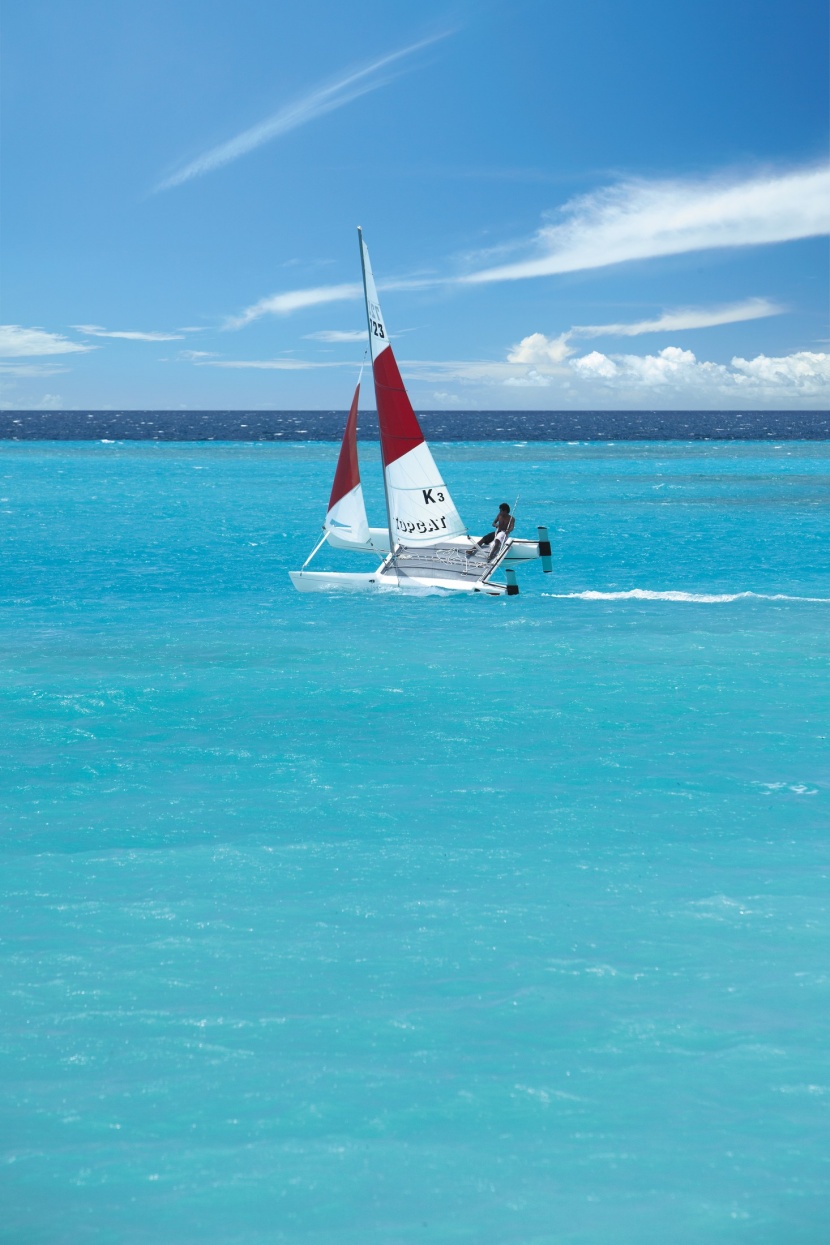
top-left (358, 229), bottom-right (466, 548)
top-left (324, 379), bottom-right (371, 546)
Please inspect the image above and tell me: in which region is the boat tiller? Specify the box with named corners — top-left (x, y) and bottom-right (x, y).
top-left (537, 525), bottom-right (553, 573)
top-left (505, 568), bottom-right (519, 595)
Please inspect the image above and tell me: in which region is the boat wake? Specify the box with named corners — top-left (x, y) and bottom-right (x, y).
top-left (543, 589), bottom-right (830, 604)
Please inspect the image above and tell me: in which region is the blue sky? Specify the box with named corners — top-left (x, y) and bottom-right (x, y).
top-left (2, 0), bottom-right (828, 410)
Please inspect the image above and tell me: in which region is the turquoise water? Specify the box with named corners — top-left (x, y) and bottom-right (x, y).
top-left (2, 440), bottom-right (828, 1244)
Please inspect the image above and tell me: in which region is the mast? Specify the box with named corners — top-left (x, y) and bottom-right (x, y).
top-left (358, 226), bottom-right (396, 556)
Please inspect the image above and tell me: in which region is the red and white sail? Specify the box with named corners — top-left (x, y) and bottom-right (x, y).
top-left (359, 230), bottom-right (466, 548)
top-left (324, 380), bottom-right (371, 545)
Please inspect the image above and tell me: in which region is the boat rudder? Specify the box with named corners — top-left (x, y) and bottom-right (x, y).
top-left (537, 525), bottom-right (553, 573)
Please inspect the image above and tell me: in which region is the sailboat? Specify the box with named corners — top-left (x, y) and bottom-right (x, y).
top-left (289, 229), bottom-right (552, 596)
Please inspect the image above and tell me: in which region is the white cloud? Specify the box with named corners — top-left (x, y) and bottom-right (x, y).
top-left (226, 283), bottom-right (363, 329)
top-left (200, 358), bottom-right (351, 370)
top-left (503, 369), bottom-right (553, 387)
top-left (0, 325), bottom-right (92, 357)
top-left (179, 349), bottom-right (218, 360)
top-left (398, 347), bottom-right (830, 407)
top-left (224, 163), bottom-right (824, 332)
top-left (574, 297), bottom-right (782, 337)
top-left (570, 350), bottom-right (620, 379)
top-left (74, 324), bottom-right (184, 341)
top-left (304, 329), bottom-right (366, 342)
top-left (226, 273), bottom-right (439, 328)
top-left (730, 350), bottom-right (830, 389)
top-left (400, 359), bottom-right (526, 384)
top-left (464, 164), bottom-right (830, 283)
top-left (507, 332), bottom-right (573, 366)
top-left (567, 346), bottom-right (829, 399)
top-left (505, 299), bottom-right (785, 373)
top-left (155, 34), bottom-right (449, 192)
top-left (0, 362), bottom-right (69, 376)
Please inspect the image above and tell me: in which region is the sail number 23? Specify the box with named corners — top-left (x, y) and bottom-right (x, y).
top-left (368, 303), bottom-right (385, 339)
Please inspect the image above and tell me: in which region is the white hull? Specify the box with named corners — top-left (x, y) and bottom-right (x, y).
top-left (328, 528), bottom-right (541, 563)
top-left (290, 570), bottom-right (390, 593)
top-left (291, 534), bottom-right (541, 596)
top-left (289, 569), bottom-right (507, 595)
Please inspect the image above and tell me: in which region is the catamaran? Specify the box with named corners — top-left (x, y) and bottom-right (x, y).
top-left (289, 229), bottom-right (552, 596)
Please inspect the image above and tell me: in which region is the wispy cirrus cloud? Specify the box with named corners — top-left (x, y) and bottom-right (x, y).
top-left (74, 324), bottom-right (184, 341)
top-left (572, 297), bottom-right (783, 338)
top-left (0, 325), bottom-right (93, 357)
top-left (155, 33), bottom-right (450, 192)
top-left (226, 275), bottom-right (436, 328)
top-left (0, 361), bottom-right (70, 376)
top-left (304, 329), bottom-right (366, 342)
top-left (219, 163), bottom-right (827, 334)
top-left (198, 358), bottom-right (352, 370)
top-left (226, 284), bottom-right (363, 328)
top-left (463, 164), bottom-right (830, 283)
top-left (223, 166), bottom-right (826, 330)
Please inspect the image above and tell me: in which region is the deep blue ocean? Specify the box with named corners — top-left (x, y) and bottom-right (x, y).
top-left (1, 431), bottom-right (828, 1244)
top-left (2, 408), bottom-right (829, 441)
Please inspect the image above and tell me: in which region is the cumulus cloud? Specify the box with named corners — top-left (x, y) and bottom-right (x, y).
top-left (399, 347), bottom-right (829, 406)
top-left (503, 369), bottom-right (555, 387)
top-left (730, 350), bottom-right (830, 390)
top-left (507, 331), bottom-right (573, 366)
top-left (568, 346), bottom-right (829, 399)
top-left (0, 325), bottom-right (92, 357)
top-left (505, 298), bottom-right (785, 373)
top-left (155, 34), bottom-right (449, 192)
top-left (74, 324), bottom-right (184, 341)
top-left (464, 164), bottom-right (830, 283)
top-left (570, 350), bottom-right (620, 379)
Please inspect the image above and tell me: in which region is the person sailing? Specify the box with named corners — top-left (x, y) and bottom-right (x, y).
top-left (466, 502), bottom-right (515, 561)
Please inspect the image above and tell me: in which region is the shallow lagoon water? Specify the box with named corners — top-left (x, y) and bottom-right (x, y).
top-left (1, 440), bottom-right (828, 1243)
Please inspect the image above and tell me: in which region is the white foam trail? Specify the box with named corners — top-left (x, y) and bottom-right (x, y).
top-left (543, 589), bottom-right (830, 603)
